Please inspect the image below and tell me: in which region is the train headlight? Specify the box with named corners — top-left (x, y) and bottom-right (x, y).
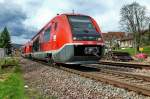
top-left (73, 37), bottom-right (77, 40)
top-left (97, 37), bottom-right (102, 41)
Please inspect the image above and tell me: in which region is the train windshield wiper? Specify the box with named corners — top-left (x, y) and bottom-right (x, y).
top-left (83, 29), bottom-right (89, 33)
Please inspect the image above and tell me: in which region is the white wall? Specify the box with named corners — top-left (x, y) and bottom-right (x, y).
top-left (0, 48), bottom-right (5, 58)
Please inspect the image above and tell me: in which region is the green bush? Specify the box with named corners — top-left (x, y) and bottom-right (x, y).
top-left (0, 57), bottom-right (19, 69)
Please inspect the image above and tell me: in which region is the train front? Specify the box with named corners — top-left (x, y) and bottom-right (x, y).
top-left (53, 15), bottom-right (105, 64)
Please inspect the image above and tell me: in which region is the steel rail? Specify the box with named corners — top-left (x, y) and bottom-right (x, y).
top-left (99, 61), bottom-right (150, 69)
top-left (85, 65), bottom-right (150, 82)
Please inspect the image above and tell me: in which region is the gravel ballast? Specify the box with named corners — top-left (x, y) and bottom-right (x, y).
top-left (20, 59), bottom-right (150, 99)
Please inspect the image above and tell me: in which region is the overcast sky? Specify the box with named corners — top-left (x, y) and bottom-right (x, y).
top-left (0, 0), bottom-right (150, 44)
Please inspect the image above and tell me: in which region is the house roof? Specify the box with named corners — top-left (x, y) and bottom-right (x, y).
top-left (102, 32), bottom-right (125, 41)
top-left (102, 30), bottom-right (149, 43)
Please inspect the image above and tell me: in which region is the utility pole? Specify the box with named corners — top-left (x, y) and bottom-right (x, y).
top-left (72, 9), bottom-right (75, 14)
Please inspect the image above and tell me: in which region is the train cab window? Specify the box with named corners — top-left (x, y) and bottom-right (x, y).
top-left (68, 15), bottom-right (97, 34)
top-left (68, 15), bottom-right (101, 41)
top-left (44, 28), bottom-right (51, 42)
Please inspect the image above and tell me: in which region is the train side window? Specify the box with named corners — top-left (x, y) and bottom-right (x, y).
top-left (44, 27), bottom-right (51, 42)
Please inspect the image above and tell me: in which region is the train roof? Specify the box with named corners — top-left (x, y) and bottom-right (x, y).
top-left (61, 13), bottom-right (89, 17)
top-left (30, 13), bottom-right (90, 41)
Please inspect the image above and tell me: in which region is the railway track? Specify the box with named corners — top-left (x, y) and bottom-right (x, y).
top-left (99, 61), bottom-right (150, 69)
top-left (26, 59), bottom-right (150, 96)
top-left (84, 64), bottom-right (150, 82)
top-left (59, 65), bottom-right (150, 96)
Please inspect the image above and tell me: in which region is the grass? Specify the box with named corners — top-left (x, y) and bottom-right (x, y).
top-left (0, 57), bottom-right (57, 99)
top-left (142, 46), bottom-right (150, 55)
top-left (0, 57), bottom-right (27, 99)
top-left (115, 46), bottom-right (150, 56)
top-left (0, 72), bottom-right (25, 99)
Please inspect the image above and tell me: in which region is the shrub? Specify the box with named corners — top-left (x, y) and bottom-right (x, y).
top-left (0, 57), bottom-right (19, 69)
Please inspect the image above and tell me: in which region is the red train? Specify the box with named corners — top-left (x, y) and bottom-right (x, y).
top-left (22, 13), bottom-right (105, 64)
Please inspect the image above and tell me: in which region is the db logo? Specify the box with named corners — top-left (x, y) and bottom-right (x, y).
top-left (53, 35), bottom-right (56, 41)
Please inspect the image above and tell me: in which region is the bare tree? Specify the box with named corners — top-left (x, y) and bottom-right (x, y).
top-left (120, 2), bottom-right (150, 52)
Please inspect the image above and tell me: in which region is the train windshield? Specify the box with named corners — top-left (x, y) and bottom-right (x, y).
top-left (68, 15), bottom-right (101, 41)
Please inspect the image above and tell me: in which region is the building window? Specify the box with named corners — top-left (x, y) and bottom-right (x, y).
top-left (44, 28), bottom-right (51, 42)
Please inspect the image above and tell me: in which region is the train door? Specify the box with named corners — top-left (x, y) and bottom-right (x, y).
top-left (32, 37), bottom-right (40, 52)
top-left (51, 22), bottom-right (58, 50)
top-left (42, 26), bottom-right (52, 51)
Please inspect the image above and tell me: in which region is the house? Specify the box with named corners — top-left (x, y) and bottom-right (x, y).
top-left (102, 29), bottom-right (150, 49)
top-left (102, 32), bottom-right (125, 41)
top-left (102, 32), bottom-right (134, 48)
top-left (102, 32), bottom-right (125, 48)
top-left (119, 33), bottom-right (134, 48)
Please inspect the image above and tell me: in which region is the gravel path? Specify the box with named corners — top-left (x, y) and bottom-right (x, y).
top-left (20, 58), bottom-right (150, 99)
